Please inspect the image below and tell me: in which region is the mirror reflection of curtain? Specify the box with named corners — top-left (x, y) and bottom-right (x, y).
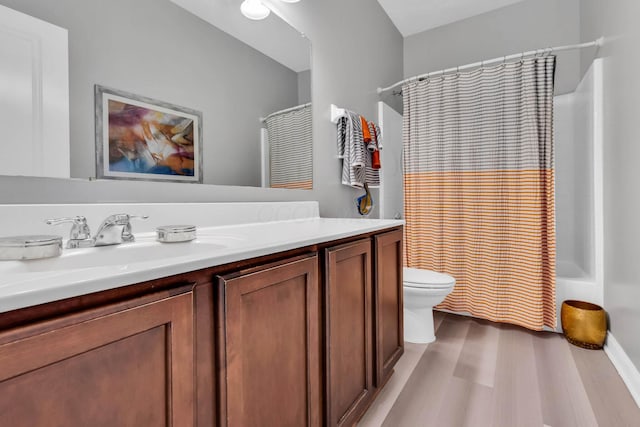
top-left (264, 103), bottom-right (312, 190)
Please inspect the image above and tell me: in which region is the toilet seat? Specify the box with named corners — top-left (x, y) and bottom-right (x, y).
top-left (403, 267), bottom-right (455, 289)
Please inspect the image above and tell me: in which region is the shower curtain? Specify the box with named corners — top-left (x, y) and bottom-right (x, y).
top-left (265, 103), bottom-right (313, 190)
top-left (403, 56), bottom-right (557, 330)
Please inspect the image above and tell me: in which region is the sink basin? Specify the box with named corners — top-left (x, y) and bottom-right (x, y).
top-left (0, 239), bottom-right (228, 274)
top-left (197, 230), bottom-right (248, 241)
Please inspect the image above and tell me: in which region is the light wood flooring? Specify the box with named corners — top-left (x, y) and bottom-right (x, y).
top-left (359, 311), bottom-right (640, 427)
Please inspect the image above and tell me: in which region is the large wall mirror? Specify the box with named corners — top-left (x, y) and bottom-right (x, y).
top-left (0, 0), bottom-right (312, 190)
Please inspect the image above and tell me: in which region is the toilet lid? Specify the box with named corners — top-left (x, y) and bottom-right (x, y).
top-left (404, 267), bottom-right (456, 289)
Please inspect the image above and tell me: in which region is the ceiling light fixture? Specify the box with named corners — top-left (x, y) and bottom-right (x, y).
top-left (279, 0), bottom-right (301, 3)
top-left (240, 0), bottom-right (271, 20)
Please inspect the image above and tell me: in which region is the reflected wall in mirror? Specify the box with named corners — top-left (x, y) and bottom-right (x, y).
top-left (0, 0), bottom-right (312, 189)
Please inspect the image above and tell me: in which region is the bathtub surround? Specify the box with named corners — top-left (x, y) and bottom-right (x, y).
top-left (554, 59), bottom-right (604, 330)
top-left (403, 56), bottom-right (557, 331)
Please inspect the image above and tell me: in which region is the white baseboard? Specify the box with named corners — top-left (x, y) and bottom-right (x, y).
top-left (604, 332), bottom-right (640, 408)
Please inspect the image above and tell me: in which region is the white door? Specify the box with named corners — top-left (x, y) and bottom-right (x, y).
top-left (377, 102), bottom-right (403, 219)
top-left (0, 4), bottom-right (69, 178)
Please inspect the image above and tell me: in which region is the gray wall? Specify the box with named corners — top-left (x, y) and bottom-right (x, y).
top-left (580, 0), bottom-right (640, 373)
top-left (404, 0), bottom-right (581, 95)
top-left (0, 0), bottom-right (403, 219)
top-left (271, 0), bottom-right (403, 217)
top-left (0, 0), bottom-right (300, 188)
top-left (580, 0), bottom-right (602, 76)
top-left (298, 70), bottom-right (311, 104)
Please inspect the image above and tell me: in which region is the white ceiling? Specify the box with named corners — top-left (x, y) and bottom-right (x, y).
top-left (170, 0), bottom-right (310, 72)
top-left (376, 0), bottom-right (527, 37)
top-left (171, 0), bottom-right (528, 71)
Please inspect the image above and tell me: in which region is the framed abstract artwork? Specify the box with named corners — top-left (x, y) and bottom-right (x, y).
top-left (95, 85), bottom-right (203, 183)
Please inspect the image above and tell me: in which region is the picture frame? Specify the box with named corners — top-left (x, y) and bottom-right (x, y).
top-left (95, 85), bottom-right (203, 183)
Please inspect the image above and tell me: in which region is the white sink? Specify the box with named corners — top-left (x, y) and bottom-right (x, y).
top-left (0, 236), bottom-right (237, 274)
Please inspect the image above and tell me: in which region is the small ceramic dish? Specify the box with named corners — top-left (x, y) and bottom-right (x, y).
top-left (156, 225), bottom-right (197, 243)
top-left (0, 235), bottom-right (63, 260)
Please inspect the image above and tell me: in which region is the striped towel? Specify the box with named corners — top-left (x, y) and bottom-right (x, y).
top-left (336, 111), bottom-right (380, 188)
top-left (365, 121), bottom-right (382, 180)
top-left (370, 121), bottom-right (382, 150)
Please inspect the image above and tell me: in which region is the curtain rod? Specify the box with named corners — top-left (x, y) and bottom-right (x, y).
top-left (377, 37), bottom-right (604, 95)
top-left (260, 102), bottom-right (311, 123)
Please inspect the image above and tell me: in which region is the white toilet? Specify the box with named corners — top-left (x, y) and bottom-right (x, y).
top-left (403, 267), bottom-right (456, 344)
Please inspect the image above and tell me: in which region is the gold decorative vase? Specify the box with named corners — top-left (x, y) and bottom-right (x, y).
top-left (561, 300), bottom-right (607, 349)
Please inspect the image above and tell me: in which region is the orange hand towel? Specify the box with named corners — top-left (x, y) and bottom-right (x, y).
top-left (360, 116), bottom-right (372, 143)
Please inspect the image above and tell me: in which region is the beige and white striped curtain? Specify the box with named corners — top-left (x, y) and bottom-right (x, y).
top-left (265, 103), bottom-right (313, 190)
top-left (403, 56), bottom-right (557, 330)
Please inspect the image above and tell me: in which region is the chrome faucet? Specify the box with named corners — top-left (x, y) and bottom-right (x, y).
top-left (45, 216), bottom-right (94, 249)
top-left (46, 214), bottom-right (148, 248)
top-left (93, 214), bottom-right (148, 246)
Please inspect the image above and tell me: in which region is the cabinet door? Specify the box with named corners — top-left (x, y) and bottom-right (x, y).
top-left (374, 229), bottom-right (404, 385)
top-left (325, 239), bottom-right (373, 427)
top-left (218, 254), bottom-right (320, 427)
top-left (0, 292), bottom-right (194, 427)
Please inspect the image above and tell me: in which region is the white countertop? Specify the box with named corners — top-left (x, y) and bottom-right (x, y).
top-left (0, 217), bottom-right (403, 314)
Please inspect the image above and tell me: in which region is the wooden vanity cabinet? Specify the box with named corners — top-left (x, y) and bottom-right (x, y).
top-left (0, 226), bottom-right (403, 427)
top-left (215, 229), bottom-right (404, 427)
top-left (323, 231), bottom-right (404, 427)
top-left (373, 229), bottom-right (404, 386)
top-left (216, 254), bottom-right (321, 427)
top-left (0, 287), bottom-right (196, 427)
top-left (324, 239), bottom-right (375, 427)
